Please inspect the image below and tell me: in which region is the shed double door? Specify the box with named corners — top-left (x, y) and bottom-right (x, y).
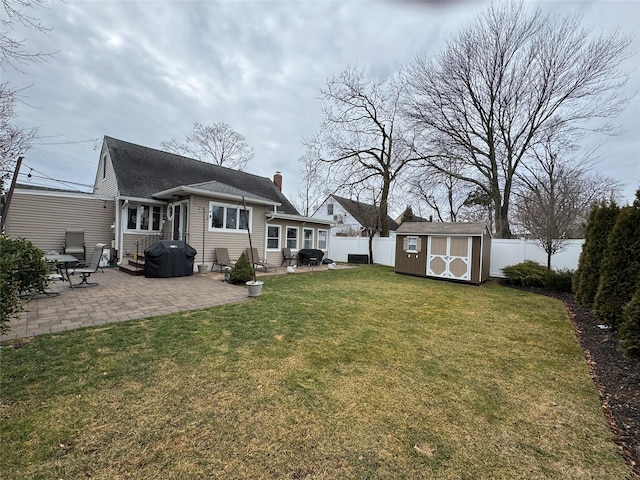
top-left (427, 236), bottom-right (471, 281)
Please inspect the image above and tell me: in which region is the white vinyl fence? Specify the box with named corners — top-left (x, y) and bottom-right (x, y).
top-left (327, 236), bottom-right (584, 278)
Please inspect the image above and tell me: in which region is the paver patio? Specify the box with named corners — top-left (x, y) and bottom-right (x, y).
top-left (1, 268), bottom-right (251, 341)
top-left (1, 264), bottom-right (347, 341)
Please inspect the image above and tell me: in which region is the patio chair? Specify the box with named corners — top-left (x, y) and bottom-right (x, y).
top-left (281, 247), bottom-right (297, 266)
top-left (67, 243), bottom-right (106, 288)
top-left (211, 247), bottom-right (235, 272)
top-left (63, 229), bottom-right (86, 262)
top-left (245, 247), bottom-right (277, 273)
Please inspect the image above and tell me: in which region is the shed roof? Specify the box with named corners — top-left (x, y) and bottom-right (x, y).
top-left (395, 222), bottom-right (490, 236)
top-left (105, 136), bottom-right (299, 214)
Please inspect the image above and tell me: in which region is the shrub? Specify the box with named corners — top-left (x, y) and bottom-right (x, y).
top-left (228, 252), bottom-right (254, 284)
top-left (502, 261), bottom-right (574, 292)
top-left (0, 236), bottom-right (50, 333)
top-left (574, 202), bottom-right (619, 307)
top-left (501, 260), bottom-right (548, 288)
top-left (544, 269), bottom-right (574, 293)
top-left (593, 195), bottom-right (640, 328)
top-left (620, 285), bottom-right (640, 358)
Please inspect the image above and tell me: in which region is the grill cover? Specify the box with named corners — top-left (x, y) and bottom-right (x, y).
top-left (297, 249), bottom-right (324, 265)
top-left (144, 241), bottom-right (196, 278)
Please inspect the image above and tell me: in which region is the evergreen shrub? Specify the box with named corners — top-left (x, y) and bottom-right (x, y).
top-left (0, 236), bottom-right (50, 333)
top-left (544, 269), bottom-right (574, 293)
top-left (501, 261), bottom-right (548, 288)
top-left (593, 194), bottom-right (640, 328)
top-left (574, 202), bottom-right (619, 307)
top-left (228, 252), bottom-right (254, 284)
top-left (620, 286), bottom-right (640, 358)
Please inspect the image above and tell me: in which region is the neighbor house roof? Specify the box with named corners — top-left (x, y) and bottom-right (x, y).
top-left (395, 222), bottom-right (490, 236)
top-left (105, 136), bottom-right (299, 215)
top-left (329, 194), bottom-right (399, 231)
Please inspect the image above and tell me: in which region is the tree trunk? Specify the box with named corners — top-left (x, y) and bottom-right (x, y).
top-left (368, 233), bottom-right (375, 264)
top-left (380, 173), bottom-right (391, 237)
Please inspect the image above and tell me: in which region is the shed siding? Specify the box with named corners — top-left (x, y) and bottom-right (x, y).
top-left (395, 235), bottom-right (427, 276)
top-left (4, 191), bottom-right (115, 253)
top-left (471, 236), bottom-right (481, 284)
top-left (395, 231), bottom-right (490, 285)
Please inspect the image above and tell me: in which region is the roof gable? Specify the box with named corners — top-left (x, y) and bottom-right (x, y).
top-left (104, 136), bottom-right (299, 214)
top-left (330, 194), bottom-right (399, 231)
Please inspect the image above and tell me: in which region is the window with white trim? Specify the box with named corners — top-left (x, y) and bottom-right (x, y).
top-left (286, 227), bottom-right (298, 249)
top-left (303, 228), bottom-right (314, 249)
top-left (267, 225), bottom-right (281, 250)
top-left (126, 203), bottom-right (162, 232)
top-left (327, 203), bottom-right (333, 215)
top-left (318, 229), bottom-right (328, 250)
top-left (407, 236), bottom-right (418, 252)
top-left (209, 202), bottom-right (251, 232)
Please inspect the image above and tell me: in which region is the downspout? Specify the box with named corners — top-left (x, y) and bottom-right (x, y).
top-left (114, 195), bottom-right (121, 265)
top-left (118, 199), bottom-right (128, 265)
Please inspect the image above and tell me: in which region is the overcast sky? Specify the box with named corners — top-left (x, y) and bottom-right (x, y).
top-left (7, 0), bottom-right (640, 213)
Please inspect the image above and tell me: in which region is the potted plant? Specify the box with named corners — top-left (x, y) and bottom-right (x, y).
top-left (240, 196), bottom-right (264, 297)
top-left (229, 253), bottom-right (263, 296)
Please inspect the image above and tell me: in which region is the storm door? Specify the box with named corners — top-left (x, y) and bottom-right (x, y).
top-left (172, 202), bottom-right (189, 242)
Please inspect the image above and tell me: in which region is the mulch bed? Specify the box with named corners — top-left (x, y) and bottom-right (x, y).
top-left (513, 286), bottom-right (639, 479)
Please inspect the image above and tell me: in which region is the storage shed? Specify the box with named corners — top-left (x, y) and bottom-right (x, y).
top-left (395, 222), bottom-right (491, 285)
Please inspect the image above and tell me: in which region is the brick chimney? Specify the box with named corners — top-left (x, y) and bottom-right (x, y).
top-left (273, 171), bottom-right (282, 191)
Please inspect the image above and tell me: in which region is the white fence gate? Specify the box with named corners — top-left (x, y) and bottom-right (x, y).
top-left (327, 236), bottom-right (584, 278)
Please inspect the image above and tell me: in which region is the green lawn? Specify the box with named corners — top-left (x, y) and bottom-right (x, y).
top-left (0, 266), bottom-right (628, 479)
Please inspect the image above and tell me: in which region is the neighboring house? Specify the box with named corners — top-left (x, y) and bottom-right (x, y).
top-left (311, 194), bottom-right (399, 237)
top-left (4, 136), bottom-right (332, 270)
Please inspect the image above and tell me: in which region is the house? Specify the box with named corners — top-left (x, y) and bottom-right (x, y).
top-left (3, 136), bottom-right (332, 270)
top-left (311, 194), bottom-right (399, 237)
top-left (395, 222), bottom-right (491, 285)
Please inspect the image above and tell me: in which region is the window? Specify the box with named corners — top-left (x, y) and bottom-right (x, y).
top-left (102, 154), bottom-right (107, 180)
top-left (126, 203), bottom-right (162, 232)
top-left (327, 203), bottom-right (334, 215)
top-left (209, 202), bottom-right (251, 232)
top-left (318, 229), bottom-right (328, 250)
top-left (407, 236), bottom-right (418, 252)
top-left (267, 225), bottom-right (281, 250)
top-left (286, 227), bottom-right (298, 249)
top-left (303, 228), bottom-right (314, 249)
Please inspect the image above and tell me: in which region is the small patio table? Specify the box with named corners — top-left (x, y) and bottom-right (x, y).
top-left (45, 253), bottom-right (79, 283)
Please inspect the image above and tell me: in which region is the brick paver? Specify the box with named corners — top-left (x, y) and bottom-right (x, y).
top-left (1, 268), bottom-right (250, 341)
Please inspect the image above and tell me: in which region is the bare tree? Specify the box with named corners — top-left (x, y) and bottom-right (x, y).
top-left (407, 157), bottom-right (470, 223)
top-left (515, 132), bottom-right (621, 268)
top-left (1, 0), bottom-right (57, 187)
top-left (308, 67), bottom-right (419, 237)
top-left (1, 0), bottom-right (56, 71)
top-left (294, 147), bottom-right (332, 217)
top-left (161, 122), bottom-right (253, 171)
top-left (0, 82), bottom-right (36, 183)
top-left (402, 1), bottom-right (632, 238)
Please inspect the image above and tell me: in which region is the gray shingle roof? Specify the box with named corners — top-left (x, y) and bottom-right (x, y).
top-left (331, 194), bottom-right (400, 231)
top-left (105, 136), bottom-right (299, 214)
top-left (395, 222), bottom-right (490, 236)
